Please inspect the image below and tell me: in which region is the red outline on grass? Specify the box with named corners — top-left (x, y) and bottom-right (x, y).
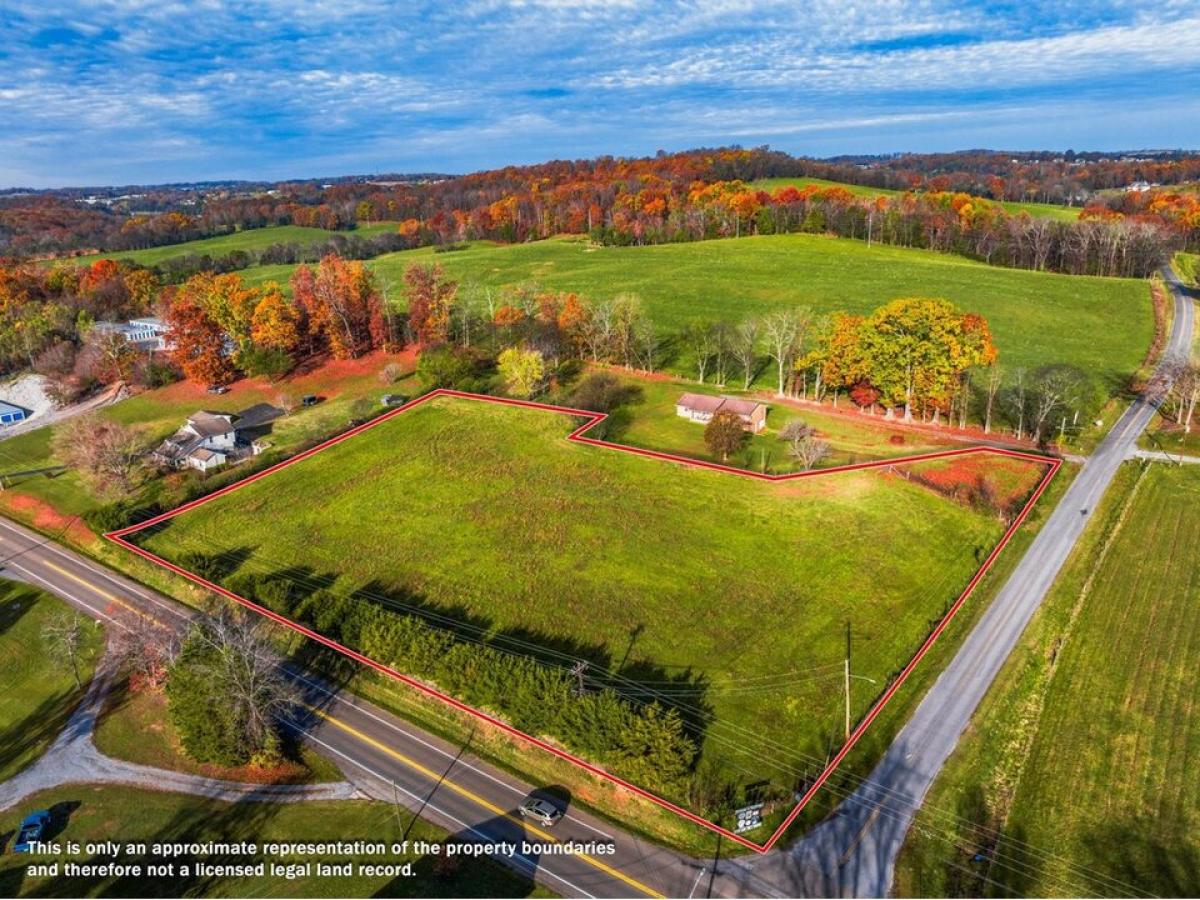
top-left (106, 388), bottom-right (1060, 853)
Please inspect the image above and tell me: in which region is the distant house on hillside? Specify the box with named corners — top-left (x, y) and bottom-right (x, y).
top-left (675, 393), bottom-right (767, 433)
top-left (0, 401), bottom-right (29, 426)
top-left (92, 316), bottom-right (172, 352)
top-left (153, 403), bottom-right (284, 472)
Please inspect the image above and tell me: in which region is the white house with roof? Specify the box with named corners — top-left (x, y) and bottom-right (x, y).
top-left (152, 411), bottom-right (237, 471)
top-left (93, 316), bottom-right (172, 352)
top-left (152, 404), bottom-right (284, 472)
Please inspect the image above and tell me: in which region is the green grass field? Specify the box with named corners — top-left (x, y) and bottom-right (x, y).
top-left (0, 784), bottom-right (548, 898)
top-left (132, 394), bottom-right (1042, 819)
top-left (749, 177), bottom-right (1081, 222)
top-left (595, 376), bottom-right (956, 474)
top-left (240, 234), bottom-right (1152, 406)
top-left (57, 222), bottom-right (399, 268)
top-left (1175, 251), bottom-right (1199, 286)
top-left (0, 582), bottom-right (104, 781)
top-left (896, 462), bottom-right (1200, 897)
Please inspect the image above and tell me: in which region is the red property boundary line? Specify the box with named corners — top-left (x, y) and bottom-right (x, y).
top-left (106, 387), bottom-right (1060, 853)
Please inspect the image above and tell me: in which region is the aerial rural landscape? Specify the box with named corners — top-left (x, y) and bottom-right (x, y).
top-left (1, 2), bottom-right (1199, 899)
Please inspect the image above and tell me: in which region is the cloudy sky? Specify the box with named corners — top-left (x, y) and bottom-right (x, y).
top-left (3, 0), bottom-right (1200, 187)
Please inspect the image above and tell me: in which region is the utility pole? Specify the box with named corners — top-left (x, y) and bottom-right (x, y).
top-left (843, 620), bottom-right (878, 742)
top-left (844, 620), bottom-right (852, 742)
top-left (844, 657), bottom-right (852, 742)
top-left (570, 660), bottom-right (589, 696)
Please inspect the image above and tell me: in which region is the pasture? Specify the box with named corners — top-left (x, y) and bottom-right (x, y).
top-left (57, 221), bottom-right (399, 268)
top-left (240, 233), bottom-right (1153, 410)
top-left (132, 394), bottom-right (1047, 822)
top-left (897, 462), bottom-right (1200, 897)
top-left (750, 176), bottom-right (1082, 221)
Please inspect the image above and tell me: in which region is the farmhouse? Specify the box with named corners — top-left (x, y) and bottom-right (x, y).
top-left (153, 403), bottom-right (283, 471)
top-left (675, 393), bottom-right (767, 432)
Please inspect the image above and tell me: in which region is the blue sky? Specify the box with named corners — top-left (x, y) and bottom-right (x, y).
top-left (3, 0), bottom-right (1200, 188)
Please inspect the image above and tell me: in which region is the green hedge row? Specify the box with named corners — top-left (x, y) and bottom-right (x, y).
top-left (225, 573), bottom-right (699, 797)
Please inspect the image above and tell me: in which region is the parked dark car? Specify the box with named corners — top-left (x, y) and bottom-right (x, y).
top-left (382, 394), bottom-right (407, 406)
top-left (301, 395), bottom-right (321, 407)
top-left (206, 385), bottom-right (230, 395)
top-left (518, 797), bottom-right (562, 827)
top-left (13, 810), bottom-right (50, 853)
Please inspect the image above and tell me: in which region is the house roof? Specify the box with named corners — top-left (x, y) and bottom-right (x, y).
top-left (676, 393), bottom-right (765, 418)
top-left (677, 393), bottom-right (726, 414)
top-left (0, 400), bottom-right (27, 416)
top-left (234, 403), bottom-right (285, 430)
top-left (186, 411), bottom-right (235, 438)
top-left (719, 397), bottom-right (765, 417)
top-left (189, 447), bottom-right (225, 462)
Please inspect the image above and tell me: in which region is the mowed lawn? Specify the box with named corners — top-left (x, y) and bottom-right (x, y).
top-left (896, 463), bottom-right (1200, 898)
top-left (58, 222), bottom-right (399, 268)
top-left (0, 582), bottom-right (104, 781)
top-left (0, 784), bottom-right (546, 898)
top-left (241, 233), bottom-right (1153, 403)
top-left (136, 395), bottom-right (1019, 789)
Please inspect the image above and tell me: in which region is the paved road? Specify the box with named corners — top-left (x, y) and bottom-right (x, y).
top-left (736, 266), bottom-right (1195, 897)
top-left (0, 516), bottom-right (773, 899)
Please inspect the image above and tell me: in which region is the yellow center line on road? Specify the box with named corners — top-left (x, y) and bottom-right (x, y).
top-left (305, 704), bottom-right (664, 899)
top-left (37, 557), bottom-right (159, 624)
top-left (19, 542), bottom-right (664, 897)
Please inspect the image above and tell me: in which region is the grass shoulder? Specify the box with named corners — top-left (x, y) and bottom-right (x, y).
top-left (0, 582), bottom-right (104, 782)
top-left (0, 784), bottom-right (551, 898)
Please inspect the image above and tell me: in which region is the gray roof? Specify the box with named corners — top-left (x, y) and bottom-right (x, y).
top-left (186, 411), bottom-right (235, 438)
top-left (189, 447), bottom-right (225, 462)
top-left (0, 400), bottom-right (27, 416)
top-left (234, 403), bottom-right (285, 430)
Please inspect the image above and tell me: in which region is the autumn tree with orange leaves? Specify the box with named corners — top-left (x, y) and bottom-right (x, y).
top-left (403, 264), bottom-right (456, 345)
top-left (165, 296), bottom-right (235, 386)
top-left (290, 255), bottom-right (393, 359)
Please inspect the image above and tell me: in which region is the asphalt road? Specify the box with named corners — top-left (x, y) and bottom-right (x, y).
top-left (736, 265), bottom-right (1196, 897)
top-left (0, 516), bottom-right (773, 899)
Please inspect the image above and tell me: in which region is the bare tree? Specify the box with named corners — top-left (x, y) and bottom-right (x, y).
top-left (1006, 368), bottom-right (1028, 440)
top-left (582, 300), bottom-right (615, 362)
top-left (779, 420), bottom-right (830, 470)
top-left (733, 318), bottom-right (761, 389)
top-left (113, 613), bottom-right (178, 692)
top-left (763, 308), bottom-right (811, 396)
top-left (1030, 366), bottom-right (1085, 445)
top-left (52, 414), bottom-right (147, 496)
top-left (686, 321), bottom-right (718, 383)
top-left (1167, 362), bottom-right (1200, 433)
top-left (43, 611), bottom-right (88, 689)
top-left (181, 608), bottom-right (298, 759)
top-left (984, 365), bottom-right (1003, 434)
top-left (711, 321), bottom-right (732, 386)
